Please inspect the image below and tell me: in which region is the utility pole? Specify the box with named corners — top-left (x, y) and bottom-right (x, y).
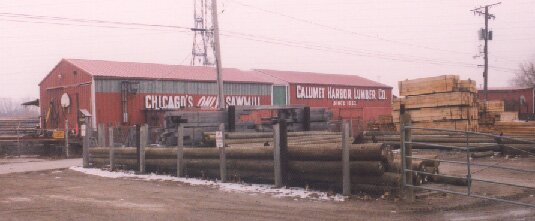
top-left (211, 0), bottom-right (225, 109)
top-left (471, 2), bottom-right (500, 105)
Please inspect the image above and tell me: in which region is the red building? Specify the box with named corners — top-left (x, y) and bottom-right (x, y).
top-left (39, 59), bottom-right (392, 133)
top-left (479, 87), bottom-right (535, 117)
top-left (255, 69), bottom-right (392, 124)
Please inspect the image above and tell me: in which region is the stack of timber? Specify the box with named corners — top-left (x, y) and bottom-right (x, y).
top-left (367, 115), bottom-right (397, 132)
top-left (162, 107), bottom-right (332, 146)
top-left (480, 122), bottom-right (535, 138)
top-left (479, 100), bottom-right (519, 122)
top-left (0, 118), bottom-right (39, 137)
top-left (361, 130), bottom-right (535, 156)
top-left (394, 75), bottom-right (479, 131)
top-left (88, 140), bottom-right (408, 195)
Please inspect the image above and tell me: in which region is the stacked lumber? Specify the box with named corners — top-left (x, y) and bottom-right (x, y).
top-left (162, 107), bottom-right (332, 146)
top-left (481, 122), bottom-right (535, 138)
top-left (367, 115), bottom-right (397, 132)
top-left (0, 118), bottom-right (39, 136)
top-left (88, 141), bottom-right (410, 195)
top-left (394, 75), bottom-right (479, 131)
top-left (480, 100), bottom-right (505, 112)
top-left (498, 112), bottom-right (519, 122)
top-left (479, 100), bottom-right (518, 122)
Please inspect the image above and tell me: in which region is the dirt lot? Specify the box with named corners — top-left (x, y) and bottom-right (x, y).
top-left (0, 154), bottom-right (534, 221)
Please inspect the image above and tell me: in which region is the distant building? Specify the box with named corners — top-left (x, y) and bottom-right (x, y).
top-left (39, 59), bottom-right (392, 134)
top-left (478, 86), bottom-right (535, 118)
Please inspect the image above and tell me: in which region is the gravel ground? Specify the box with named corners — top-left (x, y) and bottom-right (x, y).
top-left (0, 155), bottom-right (534, 220)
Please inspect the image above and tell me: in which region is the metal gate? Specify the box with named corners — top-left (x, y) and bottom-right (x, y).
top-left (400, 124), bottom-right (535, 208)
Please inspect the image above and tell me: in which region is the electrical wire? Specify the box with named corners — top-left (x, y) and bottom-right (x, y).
top-left (0, 11), bottom-right (519, 71)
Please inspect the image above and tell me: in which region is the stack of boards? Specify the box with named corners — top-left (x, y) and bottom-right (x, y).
top-left (393, 75), bottom-right (479, 131)
top-left (479, 100), bottom-right (519, 122)
top-left (480, 121), bottom-right (535, 138)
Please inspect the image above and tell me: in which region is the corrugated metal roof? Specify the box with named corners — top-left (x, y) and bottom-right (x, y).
top-left (65, 59), bottom-right (278, 84)
top-left (255, 69), bottom-right (391, 88)
top-left (59, 59), bottom-right (390, 88)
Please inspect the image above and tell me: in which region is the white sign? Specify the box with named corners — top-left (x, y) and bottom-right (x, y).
top-left (81, 124), bottom-right (86, 137)
top-left (61, 93), bottom-right (71, 108)
top-left (215, 131), bottom-right (224, 148)
top-left (296, 85), bottom-right (387, 101)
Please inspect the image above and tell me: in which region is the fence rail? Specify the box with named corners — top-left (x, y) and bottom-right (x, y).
top-left (400, 114), bottom-right (535, 208)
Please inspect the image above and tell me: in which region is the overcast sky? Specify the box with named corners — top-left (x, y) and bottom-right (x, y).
top-left (1, 0), bottom-right (534, 100)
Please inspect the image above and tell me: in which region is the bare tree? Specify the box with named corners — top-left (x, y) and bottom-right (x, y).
top-left (510, 62), bottom-right (535, 88)
top-left (0, 97), bottom-right (39, 117)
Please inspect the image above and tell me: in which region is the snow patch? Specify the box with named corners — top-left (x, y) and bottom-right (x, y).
top-left (70, 166), bottom-right (345, 202)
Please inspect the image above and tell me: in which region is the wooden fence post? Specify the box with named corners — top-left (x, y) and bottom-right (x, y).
top-left (273, 122), bottom-right (282, 187)
top-left (98, 123), bottom-right (105, 147)
top-left (109, 125), bottom-right (115, 171)
top-left (135, 125), bottom-right (141, 170)
top-left (176, 125), bottom-right (184, 177)
top-left (279, 119), bottom-right (288, 185)
top-left (139, 124), bottom-right (148, 173)
top-left (342, 120), bottom-right (351, 196)
top-left (219, 123), bottom-right (227, 182)
top-left (65, 119), bottom-right (69, 158)
top-left (303, 106), bottom-right (311, 131)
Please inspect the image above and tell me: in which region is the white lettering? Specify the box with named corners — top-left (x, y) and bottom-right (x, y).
top-left (145, 96), bottom-right (151, 109)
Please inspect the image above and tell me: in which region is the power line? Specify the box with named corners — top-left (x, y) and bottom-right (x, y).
top-left (0, 12), bottom-right (192, 30)
top-left (0, 11), bottom-right (499, 70)
top-left (227, 0), bottom-right (475, 56)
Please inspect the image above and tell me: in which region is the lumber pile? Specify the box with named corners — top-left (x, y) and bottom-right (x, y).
top-left (394, 75), bottom-right (479, 131)
top-left (480, 121), bottom-right (535, 138)
top-left (479, 100), bottom-right (518, 122)
top-left (88, 140), bottom-right (416, 195)
top-left (0, 118), bottom-right (39, 136)
top-left (162, 107), bottom-right (332, 146)
top-left (367, 115), bottom-right (396, 132)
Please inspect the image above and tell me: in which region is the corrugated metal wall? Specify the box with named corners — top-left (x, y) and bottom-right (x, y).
top-left (95, 79), bottom-right (271, 96)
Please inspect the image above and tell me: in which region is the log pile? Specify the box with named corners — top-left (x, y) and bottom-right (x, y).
top-left (361, 131), bottom-right (535, 156)
top-left (202, 131), bottom-right (347, 147)
top-left (88, 142), bottom-right (413, 195)
top-left (394, 75), bottom-right (479, 131)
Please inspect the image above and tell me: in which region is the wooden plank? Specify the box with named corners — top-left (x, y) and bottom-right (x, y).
top-left (393, 92), bottom-right (476, 110)
top-left (499, 112), bottom-right (518, 122)
top-left (456, 79), bottom-right (477, 93)
top-left (479, 100), bottom-right (505, 112)
top-left (393, 106), bottom-right (478, 123)
top-left (395, 120), bottom-right (479, 131)
top-left (399, 75), bottom-right (459, 96)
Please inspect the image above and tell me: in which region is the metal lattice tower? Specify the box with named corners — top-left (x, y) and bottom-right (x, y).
top-left (191, 0), bottom-right (215, 66)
